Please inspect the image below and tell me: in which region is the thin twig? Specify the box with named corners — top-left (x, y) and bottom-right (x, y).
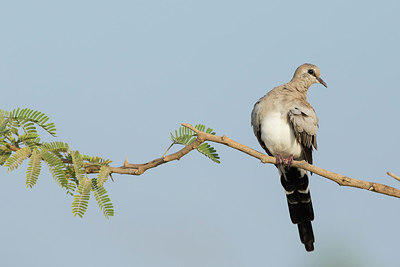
top-left (387, 172), bottom-right (400, 183)
top-left (161, 142), bottom-right (175, 158)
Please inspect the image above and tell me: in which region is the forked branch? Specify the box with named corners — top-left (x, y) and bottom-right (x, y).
top-left (104, 123), bottom-right (400, 199)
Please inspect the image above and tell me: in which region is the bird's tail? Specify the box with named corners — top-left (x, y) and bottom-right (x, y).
top-left (280, 167), bottom-right (315, 252)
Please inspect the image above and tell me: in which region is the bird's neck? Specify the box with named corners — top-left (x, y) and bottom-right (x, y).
top-left (286, 78), bottom-right (311, 98)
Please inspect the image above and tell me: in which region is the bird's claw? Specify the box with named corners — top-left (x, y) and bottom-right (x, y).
top-left (276, 155), bottom-right (285, 165)
top-left (276, 154), bottom-right (294, 168)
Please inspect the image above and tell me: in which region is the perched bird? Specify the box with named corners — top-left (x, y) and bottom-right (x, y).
top-left (251, 63), bottom-right (327, 251)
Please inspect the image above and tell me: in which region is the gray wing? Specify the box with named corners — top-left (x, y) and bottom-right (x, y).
top-left (251, 99), bottom-right (273, 157)
top-left (288, 102), bottom-right (319, 164)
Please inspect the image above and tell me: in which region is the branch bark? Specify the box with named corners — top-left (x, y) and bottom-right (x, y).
top-left (108, 123), bottom-right (400, 199)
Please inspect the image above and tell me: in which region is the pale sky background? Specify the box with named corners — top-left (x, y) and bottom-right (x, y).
top-left (1, 1), bottom-right (400, 266)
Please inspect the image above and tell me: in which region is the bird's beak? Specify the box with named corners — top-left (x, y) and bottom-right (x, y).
top-left (317, 77), bottom-right (327, 88)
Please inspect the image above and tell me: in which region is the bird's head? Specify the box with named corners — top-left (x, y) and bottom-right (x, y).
top-left (292, 63), bottom-right (327, 88)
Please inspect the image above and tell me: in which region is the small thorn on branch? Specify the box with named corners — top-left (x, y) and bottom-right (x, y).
top-left (124, 156), bottom-right (129, 167)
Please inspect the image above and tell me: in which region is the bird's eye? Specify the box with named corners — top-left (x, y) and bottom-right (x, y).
top-left (308, 69), bottom-right (314, 75)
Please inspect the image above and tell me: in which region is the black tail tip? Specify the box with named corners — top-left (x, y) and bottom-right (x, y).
top-left (297, 222), bottom-right (315, 252)
top-left (305, 243), bottom-right (314, 252)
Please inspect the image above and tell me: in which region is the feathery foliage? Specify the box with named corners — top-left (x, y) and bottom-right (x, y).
top-left (97, 166), bottom-right (111, 187)
top-left (25, 149), bottom-right (42, 188)
top-left (5, 146), bottom-right (31, 171)
top-left (81, 154), bottom-right (112, 166)
top-left (0, 148), bottom-right (12, 166)
top-left (42, 141), bottom-right (69, 153)
top-left (0, 115), bottom-right (9, 135)
top-left (196, 142), bottom-right (220, 163)
top-left (9, 108), bottom-right (57, 136)
top-left (170, 124), bottom-right (220, 163)
top-left (1, 108), bottom-right (219, 219)
top-left (92, 178), bottom-right (114, 218)
top-left (72, 177), bottom-right (91, 218)
top-left (41, 150), bottom-right (68, 188)
top-left (0, 108), bottom-right (114, 218)
top-left (170, 125), bottom-right (196, 145)
top-left (70, 150), bottom-right (86, 181)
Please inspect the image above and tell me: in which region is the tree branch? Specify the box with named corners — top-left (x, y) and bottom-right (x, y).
top-left (109, 123), bottom-right (400, 199)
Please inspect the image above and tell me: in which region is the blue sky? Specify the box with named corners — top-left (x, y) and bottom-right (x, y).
top-left (1, 1), bottom-right (400, 266)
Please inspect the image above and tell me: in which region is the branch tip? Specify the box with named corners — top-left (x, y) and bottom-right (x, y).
top-left (387, 172), bottom-right (400, 182)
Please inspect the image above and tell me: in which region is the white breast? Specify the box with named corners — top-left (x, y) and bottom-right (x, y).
top-left (260, 112), bottom-right (303, 159)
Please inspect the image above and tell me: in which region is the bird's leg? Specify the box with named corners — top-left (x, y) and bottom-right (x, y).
top-left (284, 154), bottom-right (294, 167)
top-left (276, 154), bottom-right (294, 168)
top-left (276, 155), bottom-right (285, 165)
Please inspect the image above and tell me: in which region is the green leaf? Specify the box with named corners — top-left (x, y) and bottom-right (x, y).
top-left (81, 154), bottom-right (112, 166)
top-left (170, 126), bottom-right (195, 145)
top-left (5, 146), bottom-right (31, 172)
top-left (41, 150), bottom-right (68, 188)
top-left (0, 116), bottom-right (9, 135)
top-left (21, 121), bottom-right (37, 135)
top-left (96, 166), bottom-right (111, 187)
top-left (70, 150), bottom-right (85, 181)
top-left (19, 132), bottom-right (41, 149)
top-left (92, 179), bottom-right (114, 218)
top-left (25, 149), bottom-right (42, 188)
top-left (194, 124), bottom-right (216, 135)
top-left (197, 142), bottom-right (220, 163)
top-left (0, 148), bottom-right (12, 166)
top-left (0, 109), bottom-right (10, 117)
top-left (170, 124), bottom-right (220, 163)
top-left (10, 108), bottom-right (57, 136)
top-left (72, 177), bottom-right (91, 218)
top-left (42, 141), bottom-right (69, 153)
top-left (195, 124), bottom-right (205, 132)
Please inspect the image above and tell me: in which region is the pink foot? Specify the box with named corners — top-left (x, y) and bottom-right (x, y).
top-left (276, 155), bottom-right (285, 165)
top-left (276, 154), bottom-right (294, 168)
top-left (284, 154), bottom-right (294, 167)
